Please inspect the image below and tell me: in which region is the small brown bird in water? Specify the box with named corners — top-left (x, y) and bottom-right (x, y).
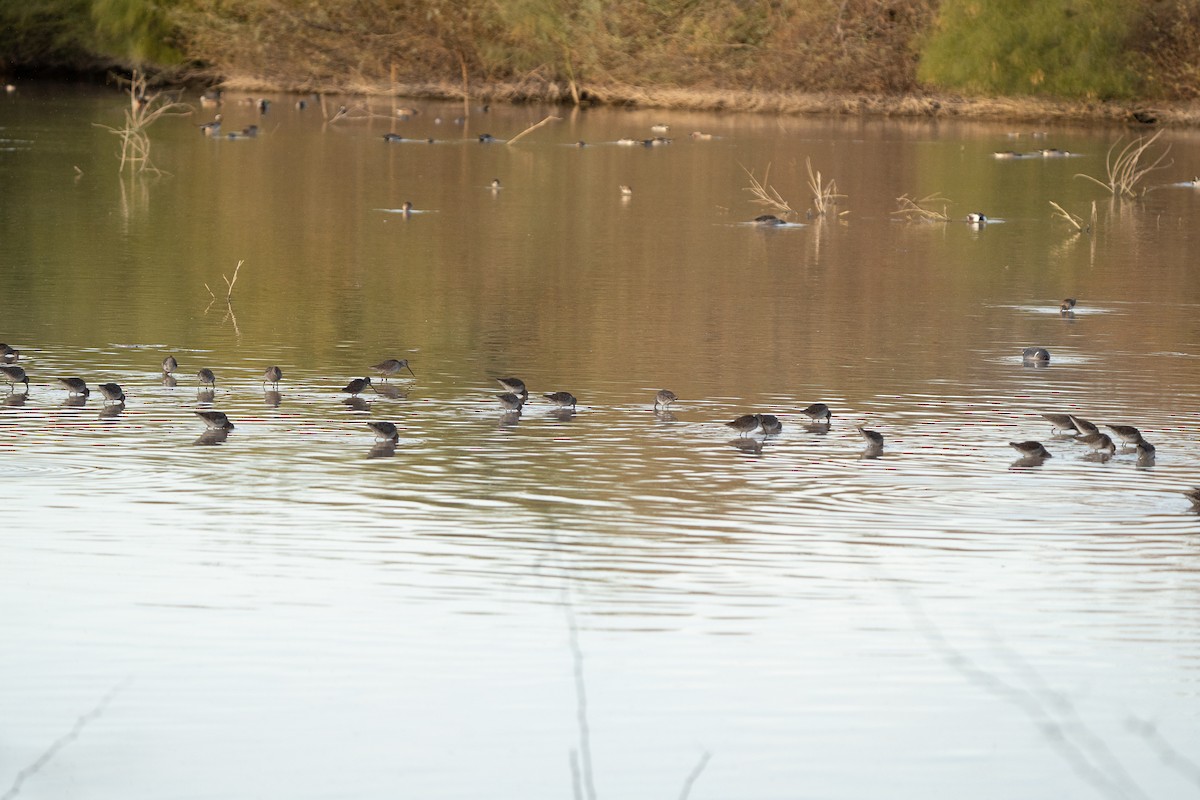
top-left (57, 377), bottom-right (90, 397)
top-left (342, 377), bottom-right (374, 396)
top-left (1060, 298), bottom-right (1077, 313)
top-left (1069, 415), bottom-right (1099, 436)
top-left (1009, 441), bottom-right (1051, 458)
top-left (801, 403), bottom-right (832, 423)
top-left (543, 391), bottom-right (577, 409)
top-left (197, 368), bottom-right (217, 388)
top-left (758, 414), bottom-right (783, 435)
top-left (1022, 347), bottom-right (1050, 362)
top-left (366, 420), bottom-right (399, 441)
top-left (1, 365), bottom-right (29, 392)
top-left (263, 365), bottom-right (283, 389)
top-left (857, 425), bottom-right (884, 448)
top-left (1078, 432), bottom-right (1116, 454)
top-left (196, 410), bottom-right (234, 430)
top-left (497, 377), bottom-right (527, 396)
top-left (1105, 424), bottom-right (1142, 445)
top-left (654, 389), bottom-right (677, 410)
top-left (162, 355), bottom-right (178, 375)
top-left (97, 382), bottom-right (125, 403)
top-left (497, 392), bottom-right (525, 412)
top-left (726, 414), bottom-right (763, 437)
top-left (372, 359), bottom-right (415, 380)
top-left (1040, 413), bottom-right (1078, 435)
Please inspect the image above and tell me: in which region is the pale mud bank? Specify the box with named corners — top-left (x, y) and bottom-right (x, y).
top-left (211, 73), bottom-right (1200, 125)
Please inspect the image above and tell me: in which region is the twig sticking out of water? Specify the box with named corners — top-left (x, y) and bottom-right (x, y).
top-left (806, 157), bottom-right (847, 218)
top-left (204, 259), bottom-right (244, 302)
top-left (92, 69), bottom-right (190, 175)
top-left (507, 115), bottom-right (561, 146)
top-left (2, 681), bottom-right (126, 800)
top-left (1050, 201), bottom-right (1084, 231)
top-left (1050, 200), bottom-right (1098, 234)
top-left (893, 193), bottom-right (952, 223)
top-left (742, 163), bottom-right (794, 217)
top-left (1075, 131), bottom-right (1172, 198)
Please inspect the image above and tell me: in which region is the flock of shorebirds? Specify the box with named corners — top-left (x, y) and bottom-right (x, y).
top-left (0, 301), bottom-right (1162, 470)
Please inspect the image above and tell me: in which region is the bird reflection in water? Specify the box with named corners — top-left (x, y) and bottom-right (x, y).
top-left (372, 383), bottom-right (408, 400)
top-left (194, 428), bottom-right (230, 446)
top-left (367, 440), bottom-right (396, 458)
top-left (98, 402), bottom-right (125, 419)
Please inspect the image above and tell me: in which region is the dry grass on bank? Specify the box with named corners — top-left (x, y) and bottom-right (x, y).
top-left (209, 72), bottom-right (1200, 125)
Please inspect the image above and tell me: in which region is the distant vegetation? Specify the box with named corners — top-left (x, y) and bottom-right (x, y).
top-left (3, 0), bottom-right (1200, 104)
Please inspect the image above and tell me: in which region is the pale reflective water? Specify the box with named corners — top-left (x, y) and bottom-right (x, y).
top-left (2, 83), bottom-right (1200, 799)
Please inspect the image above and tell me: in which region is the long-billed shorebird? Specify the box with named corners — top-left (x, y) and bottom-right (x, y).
top-left (758, 414), bottom-right (783, 435)
top-left (1069, 415), bottom-right (1099, 436)
top-left (726, 414), bottom-right (763, 437)
top-left (57, 377), bottom-right (90, 397)
top-left (197, 368), bottom-right (217, 389)
top-left (342, 377), bottom-right (374, 397)
top-left (366, 420), bottom-right (399, 441)
top-left (857, 425), bottom-right (884, 448)
top-left (801, 403), bottom-right (832, 423)
top-left (372, 359), bottom-right (415, 380)
top-left (543, 391), bottom-right (577, 409)
top-left (196, 410), bottom-right (234, 430)
top-left (654, 389), bottom-right (677, 410)
top-left (497, 377), bottom-right (527, 396)
top-left (1010, 441), bottom-right (1051, 458)
top-left (1105, 424), bottom-right (1143, 445)
top-left (1041, 413), bottom-right (1078, 435)
top-left (162, 355), bottom-right (178, 375)
top-left (1079, 432), bottom-right (1116, 455)
top-left (263, 365), bottom-right (283, 389)
top-left (497, 392), bottom-right (525, 412)
top-left (97, 383), bottom-right (125, 403)
top-left (1, 365), bottom-right (29, 392)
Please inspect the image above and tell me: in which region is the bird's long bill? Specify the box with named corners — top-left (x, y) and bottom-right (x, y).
top-left (405, 364), bottom-right (416, 377)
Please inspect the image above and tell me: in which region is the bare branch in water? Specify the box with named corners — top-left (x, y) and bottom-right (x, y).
top-left (1049, 201), bottom-right (1085, 232)
top-left (507, 115), bottom-right (561, 146)
top-left (92, 69), bottom-right (190, 175)
top-left (222, 259), bottom-right (244, 301)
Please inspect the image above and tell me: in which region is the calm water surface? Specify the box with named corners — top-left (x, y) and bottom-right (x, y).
top-left (1, 82), bottom-right (1199, 799)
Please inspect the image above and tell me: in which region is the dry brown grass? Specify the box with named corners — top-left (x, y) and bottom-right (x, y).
top-left (1075, 131), bottom-right (1173, 198)
top-left (1049, 201), bottom-right (1097, 233)
top-left (806, 158), bottom-right (846, 218)
top-left (742, 164), bottom-right (795, 217)
top-left (893, 194), bottom-right (952, 223)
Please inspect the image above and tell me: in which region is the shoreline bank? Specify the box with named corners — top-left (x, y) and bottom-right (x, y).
top-left (209, 74), bottom-right (1200, 126)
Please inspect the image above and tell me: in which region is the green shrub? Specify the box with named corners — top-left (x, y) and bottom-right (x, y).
top-left (917, 0), bottom-right (1141, 99)
top-left (1, 0), bottom-right (181, 68)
